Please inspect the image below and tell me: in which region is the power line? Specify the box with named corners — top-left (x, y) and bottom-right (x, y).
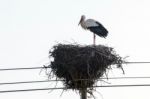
top-left (0, 61), bottom-right (150, 71)
top-left (104, 76), bottom-right (150, 79)
top-left (0, 80), bottom-right (51, 85)
top-left (0, 87), bottom-right (63, 93)
top-left (124, 62), bottom-right (150, 64)
top-left (1, 84), bottom-right (150, 93)
top-left (94, 84), bottom-right (150, 87)
top-left (1, 76), bottom-right (150, 85)
top-left (0, 66), bottom-right (50, 71)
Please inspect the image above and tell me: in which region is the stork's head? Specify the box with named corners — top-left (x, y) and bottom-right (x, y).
top-left (78, 15), bottom-right (86, 25)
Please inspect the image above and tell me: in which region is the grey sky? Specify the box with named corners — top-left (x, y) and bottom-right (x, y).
top-left (0, 0), bottom-right (150, 99)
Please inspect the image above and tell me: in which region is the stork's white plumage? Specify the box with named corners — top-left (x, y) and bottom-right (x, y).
top-left (78, 15), bottom-right (108, 45)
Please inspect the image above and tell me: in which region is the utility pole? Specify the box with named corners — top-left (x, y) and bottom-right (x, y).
top-left (80, 88), bottom-right (87, 99)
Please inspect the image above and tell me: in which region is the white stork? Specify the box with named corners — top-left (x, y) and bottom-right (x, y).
top-left (78, 15), bottom-right (108, 45)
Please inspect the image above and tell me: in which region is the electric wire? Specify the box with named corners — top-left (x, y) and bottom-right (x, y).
top-left (1, 76), bottom-right (150, 85)
top-left (0, 61), bottom-right (150, 71)
top-left (1, 84), bottom-right (150, 93)
top-left (0, 67), bottom-right (50, 71)
top-left (0, 61), bottom-right (150, 93)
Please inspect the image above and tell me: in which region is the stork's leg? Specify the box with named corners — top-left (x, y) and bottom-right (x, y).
top-left (93, 33), bottom-right (96, 45)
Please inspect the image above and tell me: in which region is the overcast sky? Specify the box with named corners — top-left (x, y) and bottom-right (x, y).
top-left (0, 0), bottom-right (150, 99)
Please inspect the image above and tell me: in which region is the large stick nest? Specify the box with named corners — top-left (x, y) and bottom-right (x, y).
top-left (47, 44), bottom-right (124, 91)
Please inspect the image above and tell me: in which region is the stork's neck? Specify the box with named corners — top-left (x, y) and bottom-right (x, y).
top-left (81, 18), bottom-right (86, 29)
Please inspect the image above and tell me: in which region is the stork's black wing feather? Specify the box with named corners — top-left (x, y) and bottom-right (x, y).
top-left (87, 21), bottom-right (108, 38)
